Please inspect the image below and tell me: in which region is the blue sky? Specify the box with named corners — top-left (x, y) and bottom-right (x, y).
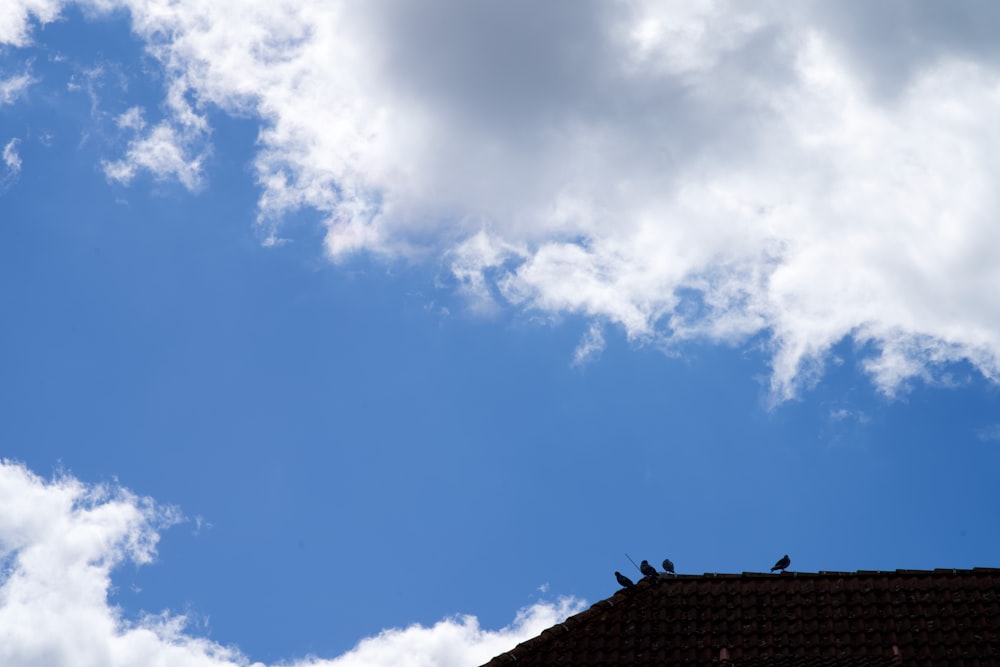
top-left (2, 2), bottom-right (1000, 666)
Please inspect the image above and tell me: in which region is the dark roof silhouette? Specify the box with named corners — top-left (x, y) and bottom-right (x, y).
top-left (480, 568), bottom-right (1000, 666)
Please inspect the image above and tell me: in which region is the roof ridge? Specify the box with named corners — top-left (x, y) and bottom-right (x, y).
top-left (663, 567), bottom-right (1000, 578)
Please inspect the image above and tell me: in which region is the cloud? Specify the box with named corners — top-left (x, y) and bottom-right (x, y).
top-left (8, 1), bottom-right (1000, 399)
top-left (116, 106), bottom-right (147, 132)
top-left (828, 407), bottom-right (869, 424)
top-left (0, 0), bottom-right (63, 47)
top-left (0, 72), bottom-right (35, 105)
top-left (102, 82), bottom-right (210, 190)
top-left (102, 121), bottom-right (207, 190)
top-left (976, 424), bottom-right (1000, 442)
top-left (572, 323), bottom-right (606, 368)
top-left (3, 138), bottom-right (21, 171)
top-left (2, 138), bottom-right (22, 188)
top-left (0, 459), bottom-right (236, 667)
top-left (300, 598), bottom-right (582, 667)
top-left (0, 459), bottom-right (581, 667)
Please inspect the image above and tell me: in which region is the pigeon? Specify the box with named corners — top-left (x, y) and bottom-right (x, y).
top-left (615, 571), bottom-right (635, 588)
top-left (640, 560), bottom-right (658, 577)
top-left (771, 554), bottom-right (791, 572)
top-left (662, 558), bottom-right (675, 574)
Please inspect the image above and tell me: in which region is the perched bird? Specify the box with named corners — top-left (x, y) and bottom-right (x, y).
top-left (771, 554), bottom-right (791, 572)
top-left (640, 560), bottom-right (658, 577)
top-left (662, 558), bottom-right (675, 574)
top-left (615, 571), bottom-right (635, 588)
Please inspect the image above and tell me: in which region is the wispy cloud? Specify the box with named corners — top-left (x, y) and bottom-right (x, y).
top-left (2, 138), bottom-right (22, 188)
top-left (0, 72), bottom-right (35, 105)
top-left (829, 408), bottom-right (869, 424)
top-left (572, 323), bottom-right (606, 368)
top-left (7, 1), bottom-right (1000, 399)
top-left (191, 514), bottom-right (212, 536)
top-left (976, 424), bottom-right (1000, 442)
top-left (0, 459), bottom-right (581, 667)
top-left (103, 122), bottom-right (207, 190)
top-left (102, 82), bottom-right (210, 190)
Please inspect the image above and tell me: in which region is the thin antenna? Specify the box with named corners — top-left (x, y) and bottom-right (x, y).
top-left (625, 553), bottom-right (642, 574)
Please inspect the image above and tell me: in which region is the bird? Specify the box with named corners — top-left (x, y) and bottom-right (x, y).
top-left (662, 558), bottom-right (675, 574)
top-left (615, 571), bottom-right (635, 588)
top-left (771, 554), bottom-right (791, 572)
top-left (640, 560), bottom-right (658, 577)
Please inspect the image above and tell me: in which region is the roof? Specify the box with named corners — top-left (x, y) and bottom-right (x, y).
top-left (480, 568), bottom-right (1000, 666)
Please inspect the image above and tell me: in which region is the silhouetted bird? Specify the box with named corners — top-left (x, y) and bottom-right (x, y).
top-left (771, 554), bottom-right (791, 572)
top-left (615, 571), bottom-right (635, 588)
top-left (640, 560), bottom-right (658, 577)
top-left (662, 558), bottom-right (675, 574)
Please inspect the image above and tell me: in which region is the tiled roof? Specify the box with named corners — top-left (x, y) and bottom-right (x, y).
top-left (480, 568), bottom-right (1000, 667)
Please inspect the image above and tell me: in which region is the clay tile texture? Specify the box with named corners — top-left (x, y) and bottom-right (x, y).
top-left (479, 568), bottom-right (1000, 667)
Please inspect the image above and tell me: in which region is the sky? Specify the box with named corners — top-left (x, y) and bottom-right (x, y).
top-left (2, 1), bottom-right (1000, 665)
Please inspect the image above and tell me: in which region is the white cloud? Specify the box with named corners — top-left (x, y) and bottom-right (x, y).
top-left (2, 138), bottom-right (22, 187)
top-left (300, 598), bottom-right (582, 667)
top-left (0, 72), bottom-right (35, 105)
top-left (3, 138), bottom-right (21, 172)
top-left (0, 459), bottom-right (234, 667)
top-left (572, 323), bottom-right (606, 368)
top-left (116, 106), bottom-right (147, 131)
top-left (828, 407), bottom-right (869, 424)
top-left (102, 122), bottom-right (207, 190)
top-left (8, 1), bottom-right (1000, 399)
top-left (0, 0), bottom-right (63, 47)
top-left (448, 230), bottom-right (527, 315)
top-left (0, 459), bottom-right (581, 667)
top-left (102, 79), bottom-right (209, 189)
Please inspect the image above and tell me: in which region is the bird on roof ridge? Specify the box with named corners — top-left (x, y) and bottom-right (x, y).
top-left (771, 554), bottom-right (791, 573)
top-left (615, 571), bottom-right (635, 588)
top-left (662, 558), bottom-right (675, 574)
top-left (640, 560), bottom-right (658, 578)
